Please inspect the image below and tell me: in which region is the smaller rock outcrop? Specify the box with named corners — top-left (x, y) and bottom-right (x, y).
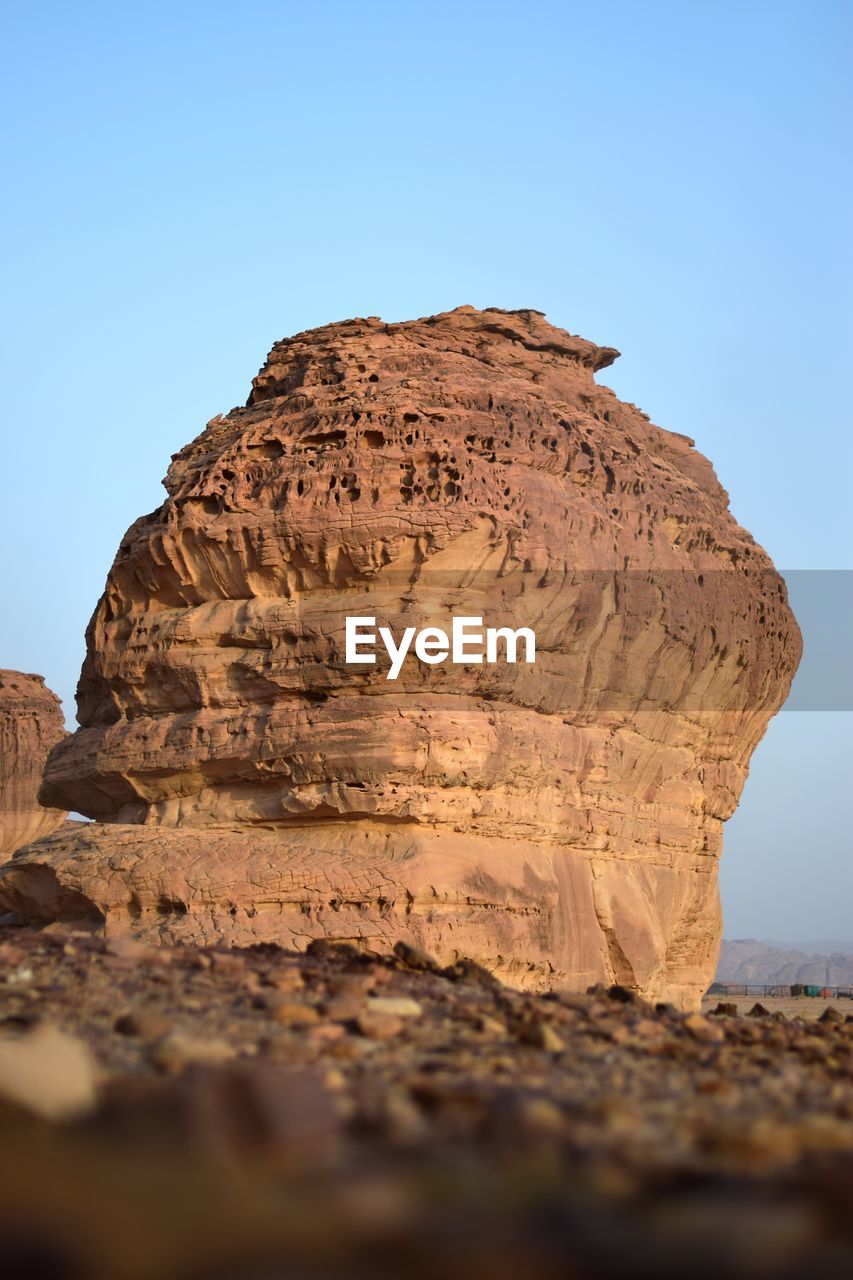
top-left (0, 671), bottom-right (67, 856)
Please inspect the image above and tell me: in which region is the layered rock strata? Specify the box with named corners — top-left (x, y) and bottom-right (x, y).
top-left (0, 670), bottom-right (67, 855)
top-left (2, 308), bottom-right (801, 1005)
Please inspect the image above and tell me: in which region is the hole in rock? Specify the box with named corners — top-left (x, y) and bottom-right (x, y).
top-left (248, 440), bottom-right (285, 459)
top-left (157, 897), bottom-right (188, 917)
top-left (299, 430), bottom-right (347, 447)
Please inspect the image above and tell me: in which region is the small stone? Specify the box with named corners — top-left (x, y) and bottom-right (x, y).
top-left (114, 1010), bottom-right (174, 1038)
top-left (262, 967), bottom-right (304, 994)
top-left (441, 958), bottom-right (500, 987)
top-left (365, 996), bottom-right (423, 1019)
top-left (0, 1024), bottom-right (97, 1119)
top-left (711, 1001), bottom-right (739, 1017)
top-left (306, 939), bottom-right (362, 961)
top-left (268, 1000), bottom-right (320, 1028)
top-left (818, 1006), bottom-right (843, 1024)
top-left (209, 952), bottom-right (245, 975)
top-left (6, 966), bottom-right (33, 985)
top-left (356, 1011), bottom-right (404, 1040)
top-left (519, 1096), bottom-right (566, 1133)
top-left (518, 1020), bottom-right (565, 1052)
top-left (321, 994), bottom-right (364, 1023)
top-left (747, 1002), bottom-right (770, 1018)
top-left (326, 973), bottom-right (373, 998)
top-left (393, 941), bottom-right (439, 972)
top-left (632, 1017), bottom-right (665, 1039)
top-left (477, 1014), bottom-right (507, 1036)
top-left (366, 965), bottom-right (393, 988)
top-left (684, 1012), bottom-right (725, 1043)
top-left (105, 937), bottom-right (160, 966)
top-left (150, 1032), bottom-right (239, 1073)
top-left (308, 1023), bottom-right (346, 1045)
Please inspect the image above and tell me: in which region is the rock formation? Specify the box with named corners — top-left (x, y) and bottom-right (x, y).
top-left (1, 307), bottom-right (801, 1006)
top-left (0, 670), bottom-right (67, 856)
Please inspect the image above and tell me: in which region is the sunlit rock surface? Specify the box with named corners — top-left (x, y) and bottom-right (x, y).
top-left (0, 670), bottom-right (67, 855)
top-left (3, 308), bottom-right (800, 1006)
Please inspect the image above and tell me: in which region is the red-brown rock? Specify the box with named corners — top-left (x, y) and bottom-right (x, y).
top-left (3, 308), bottom-right (801, 1006)
top-left (0, 670), bottom-right (67, 856)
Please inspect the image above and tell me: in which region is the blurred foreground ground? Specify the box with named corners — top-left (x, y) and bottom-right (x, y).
top-left (1, 924), bottom-right (851, 1280)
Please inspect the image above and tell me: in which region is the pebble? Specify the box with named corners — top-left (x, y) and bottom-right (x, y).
top-left (268, 1000), bottom-right (320, 1028)
top-left (683, 1013), bottom-right (725, 1043)
top-left (518, 1020), bottom-right (565, 1053)
top-left (357, 1011), bottom-right (404, 1040)
top-left (321, 995), bottom-right (365, 1023)
top-left (262, 967), bottom-right (305, 994)
top-left (365, 996), bottom-right (423, 1019)
top-left (114, 1010), bottom-right (175, 1038)
top-left (150, 1032), bottom-right (239, 1073)
top-left (0, 1024), bottom-right (97, 1119)
top-left (104, 938), bottom-right (162, 967)
top-left (393, 941), bottom-right (439, 972)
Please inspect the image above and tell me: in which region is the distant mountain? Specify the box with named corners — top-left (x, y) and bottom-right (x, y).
top-left (762, 939), bottom-right (853, 957)
top-left (716, 938), bottom-right (853, 986)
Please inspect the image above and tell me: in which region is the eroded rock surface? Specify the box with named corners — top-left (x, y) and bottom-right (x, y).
top-left (0, 670), bottom-right (67, 856)
top-left (5, 307), bottom-right (801, 1005)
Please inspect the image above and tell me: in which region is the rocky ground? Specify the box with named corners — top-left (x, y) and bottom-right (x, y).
top-left (1, 925), bottom-right (851, 1280)
top-left (700, 994), bottom-right (852, 1022)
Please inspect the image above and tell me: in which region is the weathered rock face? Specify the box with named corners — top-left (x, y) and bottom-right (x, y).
top-left (5, 308), bottom-right (800, 1005)
top-left (0, 671), bottom-right (67, 855)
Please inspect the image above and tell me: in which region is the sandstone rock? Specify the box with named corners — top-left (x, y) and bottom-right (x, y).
top-left (3, 308), bottom-right (800, 1008)
top-left (0, 670), bottom-right (67, 856)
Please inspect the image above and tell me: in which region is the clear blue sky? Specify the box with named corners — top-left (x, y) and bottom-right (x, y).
top-left (1, 2), bottom-right (850, 940)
